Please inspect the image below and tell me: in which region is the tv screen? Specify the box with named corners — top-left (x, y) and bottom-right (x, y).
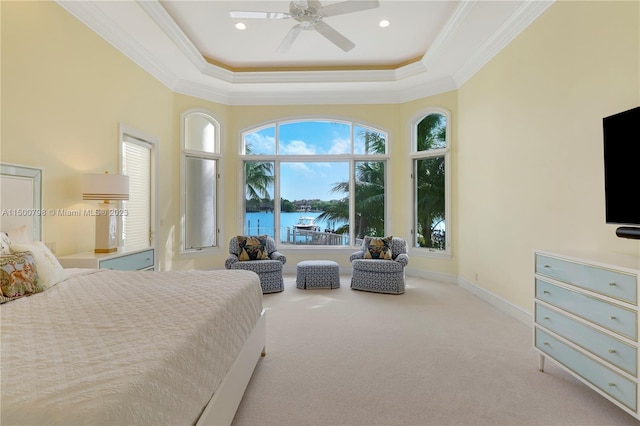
top-left (603, 106), bottom-right (640, 226)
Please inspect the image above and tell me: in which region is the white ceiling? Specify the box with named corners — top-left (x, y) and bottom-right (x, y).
top-left (57, 0), bottom-right (554, 105)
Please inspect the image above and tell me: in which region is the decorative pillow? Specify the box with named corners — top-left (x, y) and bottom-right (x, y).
top-left (237, 235), bottom-right (269, 261)
top-left (10, 241), bottom-right (68, 288)
top-left (363, 236), bottom-right (393, 260)
top-left (0, 233), bottom-right (12, 255)
top-left (0, 252), bottom-right (43, 303)
top-left (7, 224), bottom-right (31, 243)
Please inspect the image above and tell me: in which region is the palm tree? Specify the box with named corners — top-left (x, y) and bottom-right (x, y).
top-left (244, 144), bottom-right (274, 210)
top-left (317, 130), bottom-right (386, 239)
top-left (415, 114), bottom-right (446, 249)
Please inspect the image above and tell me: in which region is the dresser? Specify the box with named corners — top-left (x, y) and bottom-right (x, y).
top-left (534, 250), bottom-right (640, 418)
top-left (58, 247), bottom-right (155, 271)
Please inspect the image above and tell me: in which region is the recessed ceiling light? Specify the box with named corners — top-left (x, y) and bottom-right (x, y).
top-left (235, 22), bottom-right (247, 30)
top-left (379, 19), bottom-right (390, 28)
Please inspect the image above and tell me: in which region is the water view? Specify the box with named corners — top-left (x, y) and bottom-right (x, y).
top-left (245, 211), bottom-right (348, 245)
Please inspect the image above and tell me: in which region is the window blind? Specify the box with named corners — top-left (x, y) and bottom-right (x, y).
top-left (122, 135), bottom-right (151, 250)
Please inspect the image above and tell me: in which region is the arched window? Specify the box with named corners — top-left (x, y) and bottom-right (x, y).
top-left (411, 109), bottom-right (450, 254)
top-left (240, 118), bottom-right (388, 247)
top-left (181, 110), bottom-right (221, 253)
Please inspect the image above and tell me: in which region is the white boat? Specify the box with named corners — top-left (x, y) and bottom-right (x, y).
top-left (294, 216), bottom-right (320, 232)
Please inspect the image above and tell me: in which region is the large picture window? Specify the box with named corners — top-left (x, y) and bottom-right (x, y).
top-left (241, 119), bottom-right (388, 247)
top-left (412, 109), bottom-right (449, 253)
top-left (181, 110), bottom-right (220, 253)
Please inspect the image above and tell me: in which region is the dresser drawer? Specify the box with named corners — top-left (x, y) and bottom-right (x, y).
top-left (536, 328), bottom-right (637, 411)
top-left (536, 303), bottom-right (637, 376)
top-left (536, 254), bottom-right (637, 304)
top-left (536, 279), bottom-right (637, 340)
top-left (99, 249), bottom-right (154, 271)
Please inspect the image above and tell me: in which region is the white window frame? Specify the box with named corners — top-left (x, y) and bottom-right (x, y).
top-left (180, 109), bottom-right (223, 255)
top-left (239, 116), bottom-right (390, 250)
top-left (408, 107), bottom-right (451, 259)
top-left (119, 124), bottom-right (159, 261)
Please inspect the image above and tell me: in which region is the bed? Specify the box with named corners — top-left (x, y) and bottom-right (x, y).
top-left (0, 163), bottom-right (266, 425)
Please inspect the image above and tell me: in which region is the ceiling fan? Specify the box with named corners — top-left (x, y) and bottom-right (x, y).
top-left (229, 0), bottom-right (380, 52)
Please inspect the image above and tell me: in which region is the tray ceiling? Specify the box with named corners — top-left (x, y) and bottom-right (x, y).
top-left (57, 0), bottom-right (554, 105)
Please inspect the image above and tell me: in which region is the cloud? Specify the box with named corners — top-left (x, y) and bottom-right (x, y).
top-left (287, 162), bottom-right (313, 174)
top-left (329, 137), bottom-right (350, 154)
top-left (279, 140), bottom-right (316, 155)
top-left (245, 133), bottom-right (275, 154)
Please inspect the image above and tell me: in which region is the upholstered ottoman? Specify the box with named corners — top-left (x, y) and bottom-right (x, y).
top-left (296, 260), bottom-right (340, 289)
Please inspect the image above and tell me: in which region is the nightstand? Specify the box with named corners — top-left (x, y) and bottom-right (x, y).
top-left (58, 247), bottom-right (155, 271)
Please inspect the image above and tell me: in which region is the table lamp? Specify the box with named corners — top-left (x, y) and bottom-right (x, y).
top-left (83, 172), bottom-right (129, 253)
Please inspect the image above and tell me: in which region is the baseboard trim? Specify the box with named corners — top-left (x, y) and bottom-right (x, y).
top-left (405, 267), bottom-right (458, 284)
top-left (457, 277), bottom-right (532, 326)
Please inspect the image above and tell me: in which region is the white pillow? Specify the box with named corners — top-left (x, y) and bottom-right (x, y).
top-left (7, 224), bottom-right (31, 243)
top-left (10, 241), bottom-right (69, 289)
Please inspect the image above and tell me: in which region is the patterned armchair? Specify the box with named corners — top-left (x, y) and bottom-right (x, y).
top-left (225, 235), bottom-right (286, 293)
top-left (349, 236), bottom-right (408, 294)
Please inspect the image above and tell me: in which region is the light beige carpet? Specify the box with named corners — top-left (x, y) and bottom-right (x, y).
top-left (232, 275), bottom-right (638, 426)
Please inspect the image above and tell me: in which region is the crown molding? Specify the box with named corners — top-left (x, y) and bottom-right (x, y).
top-left (137, 0), bottom-right (209, 72)
top-left (420, 0), bottom-right (478, 70)
top-left (174, 74), bottom-right (458, 106)
top-left (56, 1), bottom-right (179, 89)
top-left (453, 0), bottom-right (555, 86)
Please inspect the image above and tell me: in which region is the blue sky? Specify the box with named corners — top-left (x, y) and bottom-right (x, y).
top-left (245, 121), bottom-right (353, 201)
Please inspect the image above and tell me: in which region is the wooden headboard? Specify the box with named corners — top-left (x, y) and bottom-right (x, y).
top-left (0, 163), bottom-right (43, 240)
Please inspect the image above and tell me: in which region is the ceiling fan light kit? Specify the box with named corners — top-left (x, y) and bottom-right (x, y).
top-left (229, 0), bottom-right (380, 52)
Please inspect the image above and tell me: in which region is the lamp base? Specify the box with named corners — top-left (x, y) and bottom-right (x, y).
top-left (94, 203), bottom-right (119, 253)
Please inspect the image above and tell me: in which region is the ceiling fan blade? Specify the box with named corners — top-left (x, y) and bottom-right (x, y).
top-left (314, 21), bottom-right (355, 52)
top-left (229, 10), bottom-right (290, 19)
top-left (318, 0), bottom-right (379, 17)
top-left (276, 25), bottom-right (303, 53)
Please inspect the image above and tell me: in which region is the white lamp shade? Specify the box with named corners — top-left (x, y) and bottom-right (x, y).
top-left (83, 173), bottom-right (129, 201)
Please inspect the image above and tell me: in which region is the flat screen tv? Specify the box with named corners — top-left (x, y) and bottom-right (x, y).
top-left (603, 105), bottom-right (640, 239)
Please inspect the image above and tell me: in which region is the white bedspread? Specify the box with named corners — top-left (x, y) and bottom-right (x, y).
top-left (0, 269), bottom-right (263, 426)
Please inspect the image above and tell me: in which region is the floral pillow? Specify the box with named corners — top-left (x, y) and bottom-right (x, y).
top-left (0, 252), bottom-right (43, 303)
top-left (363, 236), bottom-right (393, 260)
top-left (237, 235), bottom-right (269, 261)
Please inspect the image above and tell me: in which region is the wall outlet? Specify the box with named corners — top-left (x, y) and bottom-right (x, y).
top-left (45, 242), bottom-right (56, 254)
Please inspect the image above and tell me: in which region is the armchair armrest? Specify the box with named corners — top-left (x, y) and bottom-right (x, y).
top-left (270, 251), bottom-right (287, 265)
top-left (225, 254), bottom-right (240, 269)
top-left (395, 253), bottom-right (409, 267)
top-left (349, 251), bottom-right (365, 262)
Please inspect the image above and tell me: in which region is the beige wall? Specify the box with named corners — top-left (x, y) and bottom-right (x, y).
top-left (1, 1), bottom-right (175, 266)
top-left (1, 2), bottom-right (456, 274)
top-left (457, 0), bottom-right (640, 312)
top-left (2, 1), bottom-right (638, 310)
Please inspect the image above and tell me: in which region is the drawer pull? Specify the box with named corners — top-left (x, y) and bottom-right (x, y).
top-left (543, 342), bottom-right (550, 346)
top-left (609, 349), bottom-right (617, 354)
top-left (543, 290), bottom-right (550, 294)
top-left (608, 383), bottom-right (616, 387)
top-left (543, 316), bottom-right (550, 320)
top-left (609, 282), bottom-right (617, 286)
top-left (609, 316), bottom-right (617, 320)
top-left (544, 265), bottom-right (550, 269)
